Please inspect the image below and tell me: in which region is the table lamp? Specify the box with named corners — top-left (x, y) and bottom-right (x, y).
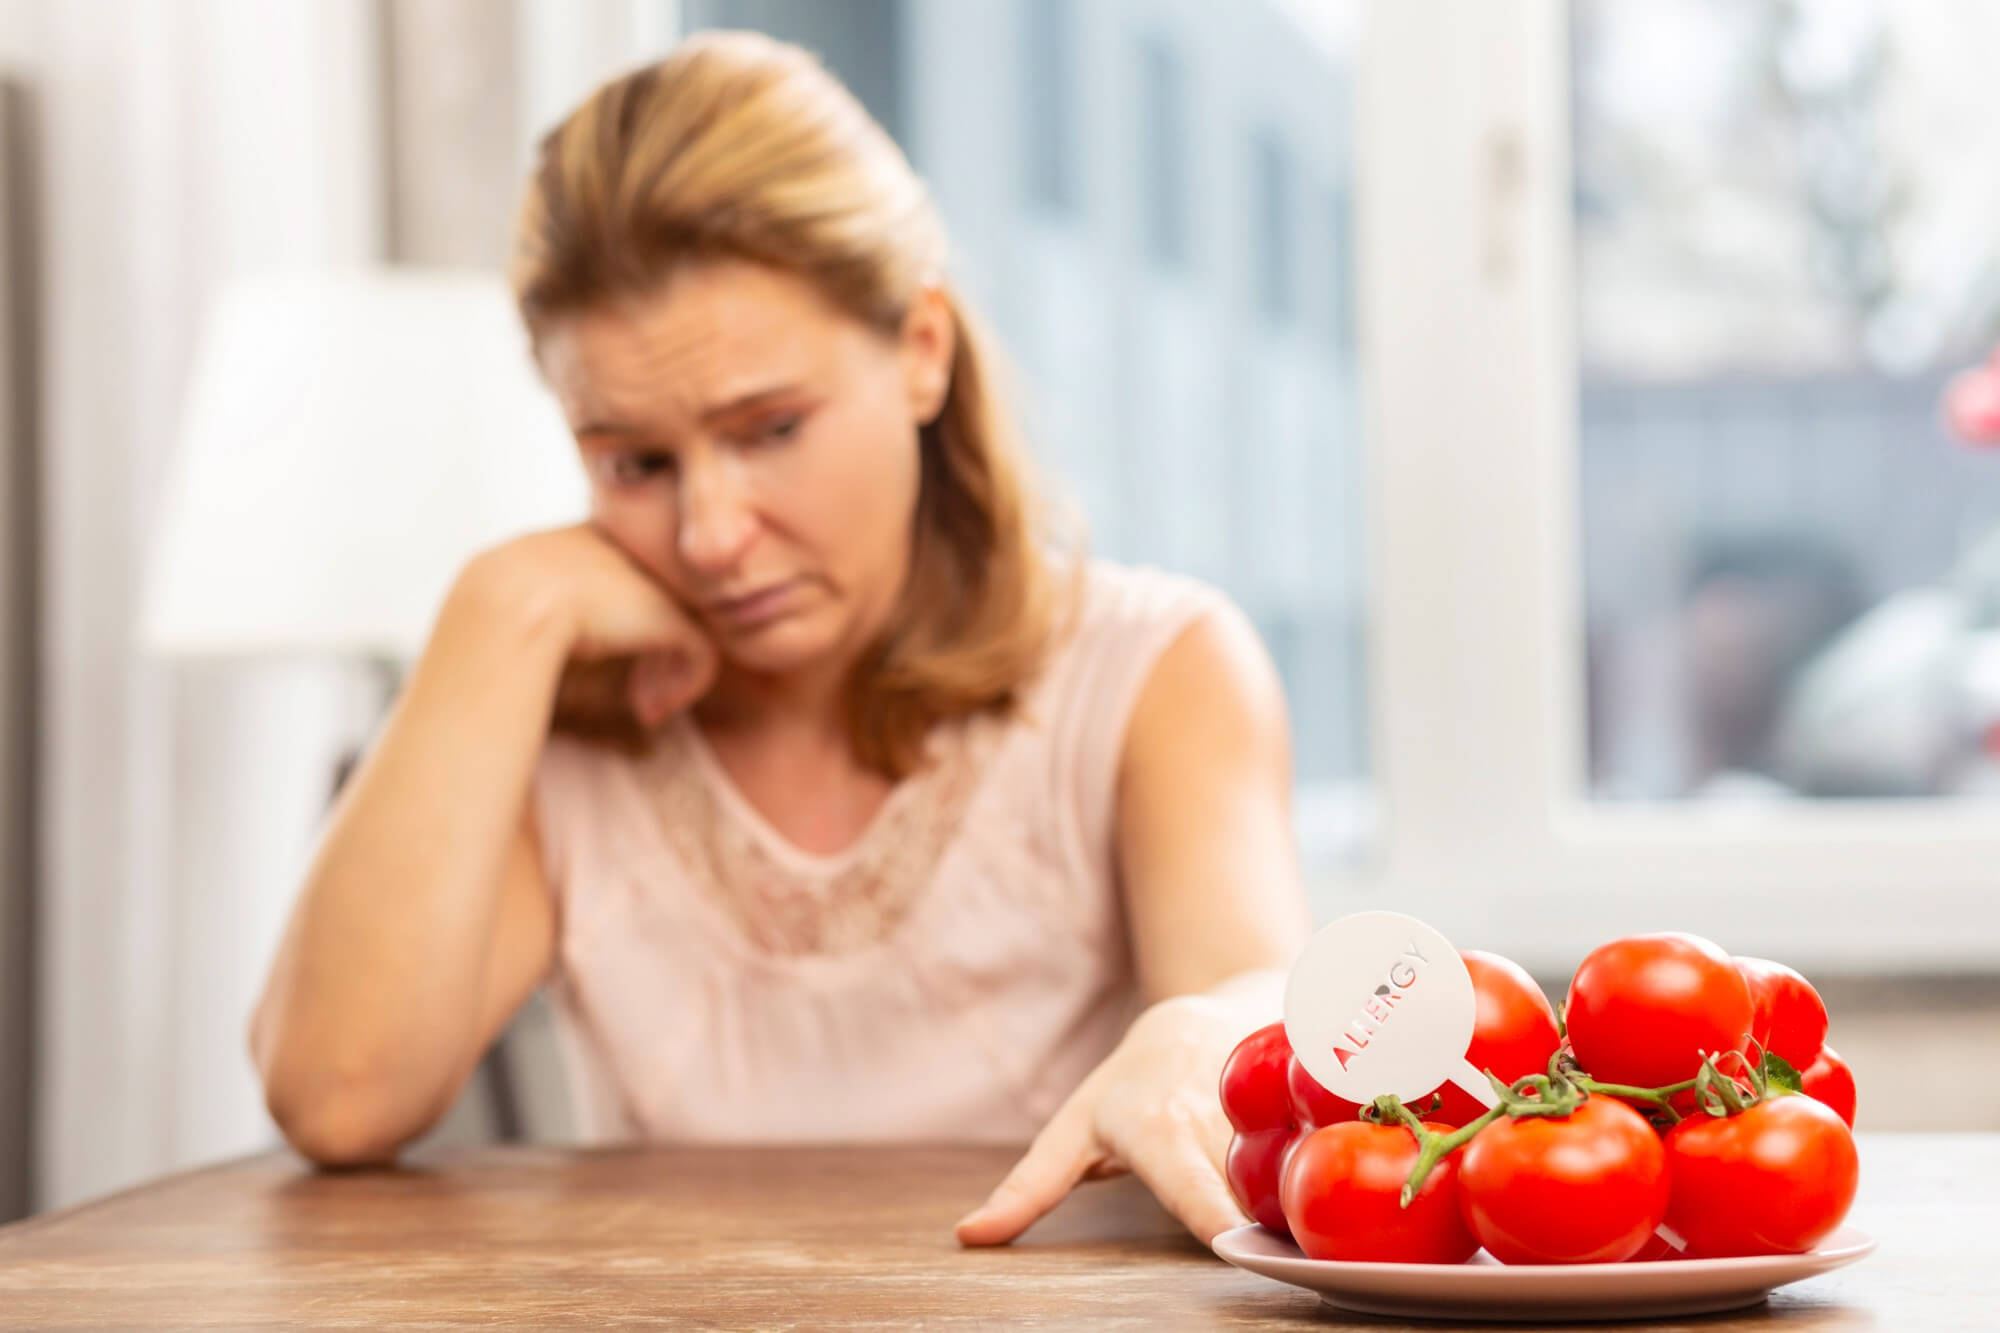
top-left (139, 267), bottom-right (586, 663)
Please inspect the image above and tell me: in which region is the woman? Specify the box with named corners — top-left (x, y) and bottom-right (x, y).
top-left (248, 30), bottom-right (1311, 1248)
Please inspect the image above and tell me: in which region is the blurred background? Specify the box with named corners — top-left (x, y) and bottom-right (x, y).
top-left (1, 0), bottom-right (1997, 1225)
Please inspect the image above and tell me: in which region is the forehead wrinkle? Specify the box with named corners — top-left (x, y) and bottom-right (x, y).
top-left (562, 279), bottom-right (828, 432)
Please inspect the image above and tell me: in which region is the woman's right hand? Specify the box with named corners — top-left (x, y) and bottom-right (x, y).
top-left (466, 523), bottom-right (718, 746)
top-left (255, 521), bottom-right (701, 1163)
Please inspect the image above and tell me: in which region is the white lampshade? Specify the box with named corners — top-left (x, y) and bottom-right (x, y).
top-left (140, 268), bottom-right (588, 661)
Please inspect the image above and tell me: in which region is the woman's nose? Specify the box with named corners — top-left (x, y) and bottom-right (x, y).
top-left (675, 457), bottom-right (759, 575)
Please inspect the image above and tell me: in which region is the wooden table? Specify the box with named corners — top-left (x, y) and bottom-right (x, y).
top-left (0, 1134), bottom-right (1987, 1328)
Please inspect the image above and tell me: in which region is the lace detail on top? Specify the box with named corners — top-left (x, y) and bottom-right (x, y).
top-left (634, 714), bottom-right (1002, 956)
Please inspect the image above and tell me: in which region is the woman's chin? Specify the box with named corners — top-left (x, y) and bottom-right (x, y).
top-left (713, 617), bottom-right (841, 678)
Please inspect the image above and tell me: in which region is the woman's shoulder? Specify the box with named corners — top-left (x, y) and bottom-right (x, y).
top-left (1057, 558), bottom-right (1237, 666)
top-left (1018, 559), bottom-right (1238, 753)
top-left (977, 560), bottom-right (1241, 872)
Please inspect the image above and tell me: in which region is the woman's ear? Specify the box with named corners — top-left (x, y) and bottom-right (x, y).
top-left (900, 282), bottom-right (955, 426)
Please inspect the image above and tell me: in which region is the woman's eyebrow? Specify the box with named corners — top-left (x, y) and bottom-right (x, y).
top-left (574, 420), bottom-right (644, 438)
top-left (699, 383), bottom-right (806, 423)
top-left (575, 384), bottom-right (805, 438)
top-left (572, 382), bottom-right (804, 434)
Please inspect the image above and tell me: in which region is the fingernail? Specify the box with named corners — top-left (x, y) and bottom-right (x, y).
top-left (954, 1208), bottom-right (987, 1232)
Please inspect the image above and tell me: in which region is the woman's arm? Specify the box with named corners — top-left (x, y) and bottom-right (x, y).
top-left (956, 601), bottom-right (1313, 1245)
top-left (250, 526), bottom-right (715, 1165)
top-left (1112, 599), bottom-right (1312, 1005)
top-left (248, 555), bottom-right (571, 1165)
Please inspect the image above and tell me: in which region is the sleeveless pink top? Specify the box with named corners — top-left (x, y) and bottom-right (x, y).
top-left (530, 561), bottom-right (1224, 1144)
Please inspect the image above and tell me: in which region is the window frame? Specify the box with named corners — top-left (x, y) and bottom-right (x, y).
top-left (1336, 0), bottom-right (2000, 976)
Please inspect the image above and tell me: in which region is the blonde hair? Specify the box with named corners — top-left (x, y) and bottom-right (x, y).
top-left (510, 31), bottom-right (1072, 778)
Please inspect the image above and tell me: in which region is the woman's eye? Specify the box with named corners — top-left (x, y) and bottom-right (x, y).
top-left (753, 414), bottom-right (803, 445)
top-left (606, 451), bottom-right (674, 486)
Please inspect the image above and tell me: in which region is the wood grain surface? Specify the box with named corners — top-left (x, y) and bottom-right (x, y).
top-left (0, 1134), bottom-right (1987, 1328)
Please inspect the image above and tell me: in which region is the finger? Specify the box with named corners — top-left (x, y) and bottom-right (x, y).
top-left (677, 631), bottom-right (720, 701)
top-left (1121, 1124), bottom-right (1251, 1247)
top-left (628, 649), bottom-right (697, 727)
top-left (954, 1106), bottom-right (1101, 1247)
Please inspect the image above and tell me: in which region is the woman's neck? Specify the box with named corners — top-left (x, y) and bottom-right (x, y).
top-left (695, 657), bottom-right (852, 754)
top-left (690, 656), bottom-right (897, 856)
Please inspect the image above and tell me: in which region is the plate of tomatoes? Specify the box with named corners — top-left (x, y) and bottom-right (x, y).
top-left (1212, 1223), bottom-right (1875, 1322)
top-left (1216, 930), bottom-right (1870, 1322)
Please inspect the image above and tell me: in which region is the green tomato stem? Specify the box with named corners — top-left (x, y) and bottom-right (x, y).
top-left (1388, 1096), bottom-right (1503, 1209)
top-left (1383, 1051), bottom-right (1783, 1210)
top-left (1573, 1076), bottom-right (1696, 1105)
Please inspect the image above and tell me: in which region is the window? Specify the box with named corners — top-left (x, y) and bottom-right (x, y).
top-left (1572, 0), bottom-right (2000, 803)
top-left (1135, 33), bottom-right (1190, 272)
top-left (683, 0), bottom-right (904, 139)
top-left (1021, 0), bottom-right (1076, 213)
top-left (1326, 180), bottom-right (1356, 358)
top-left (1251, 128), bottom-right (1296, 324)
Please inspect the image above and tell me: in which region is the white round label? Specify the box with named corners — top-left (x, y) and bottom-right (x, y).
top-left (1283, 910), bottom-right (1480, 1104)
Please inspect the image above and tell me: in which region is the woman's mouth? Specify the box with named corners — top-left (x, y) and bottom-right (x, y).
top-left (709, 578), bottom-right (802, 631)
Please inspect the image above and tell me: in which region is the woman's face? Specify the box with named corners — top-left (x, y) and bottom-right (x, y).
top-left (540, 259), bottom-right (953, 681)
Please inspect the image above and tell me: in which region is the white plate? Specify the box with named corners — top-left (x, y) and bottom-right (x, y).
top-left (1212, 1224), bottom-right (1876, 1322)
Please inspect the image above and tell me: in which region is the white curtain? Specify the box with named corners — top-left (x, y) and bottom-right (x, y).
top-left (23, 0), bottom-right (677, 1213)
top-left (29, 0), bottom-right (385, 1210)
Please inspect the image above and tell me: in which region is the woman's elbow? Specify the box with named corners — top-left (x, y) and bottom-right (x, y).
top-left (256, 1053), bottom-right (425, 1168)
top-left (274, 1096), bottom-right (410, 1168)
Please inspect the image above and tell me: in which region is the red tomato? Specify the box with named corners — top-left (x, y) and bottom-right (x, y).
top-left (1565, 933), bottom-right (1753, 1088)
top-left (1428, 951), bottom-right (1562, 1125)
top-left (1225, 1127), bottom-right (1296, 1235)
top-left (1799, 1045), bottom-right (1857, 1128)
top-left (1220, 1022), bottom-right (1295, 1133)
top-left (1220, 1022), bottom-right (1302, 1236)
top-left (1664, 1095), bottom-right (1859, 1256)
top-left (1457, 1095), bottom-right (1669, 1264)
top-left (1287, 1053), bottom-right (1364, 1129)
top-left (1280, 1121), bottom-right (1480, 1264)
top-left (1734, 956), bottom-right (1829, 1069)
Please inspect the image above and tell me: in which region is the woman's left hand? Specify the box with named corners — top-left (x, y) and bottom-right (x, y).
top-left (953, 603), bottom-right (1309, 1248)
top-left (953, 993), bottom-right (1254, 1248)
